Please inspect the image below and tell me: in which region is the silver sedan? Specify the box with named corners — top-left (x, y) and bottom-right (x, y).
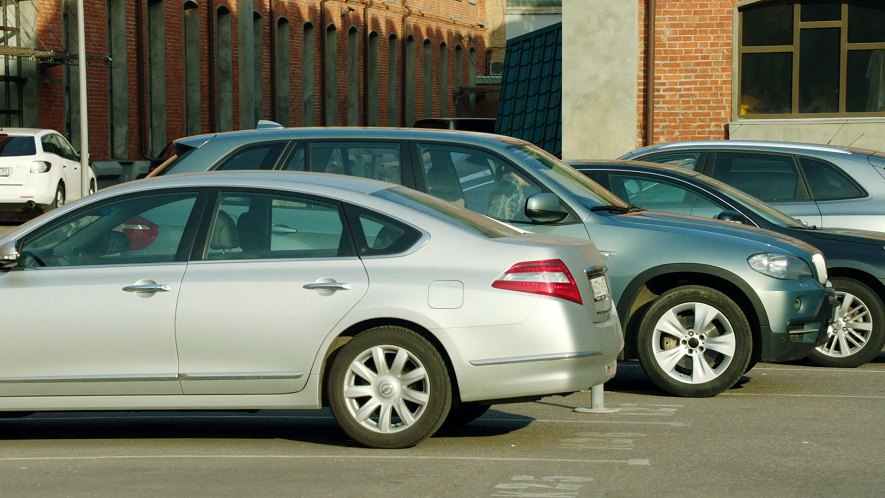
top-left (0, 171), bottom-right (623, 448)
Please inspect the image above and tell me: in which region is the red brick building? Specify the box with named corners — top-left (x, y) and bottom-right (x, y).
top-left (0, 0), bottom-right (489, 172)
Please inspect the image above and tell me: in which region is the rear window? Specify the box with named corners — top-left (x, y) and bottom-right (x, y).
top-left (0, 136), bottom-right (37, 157)
top-left (374, 186), bottom-right (521, 238)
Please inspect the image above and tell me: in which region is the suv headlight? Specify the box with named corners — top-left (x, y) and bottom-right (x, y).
top-left (748, 253), bottom-right (812, 280)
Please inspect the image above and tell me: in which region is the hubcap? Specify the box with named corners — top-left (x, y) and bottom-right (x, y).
top-left (342, 345), bottom-right (430, 434)
top-left (816, 291), bottom-right (873, 359)
top-left (651, 302), bottom-right (736, 384)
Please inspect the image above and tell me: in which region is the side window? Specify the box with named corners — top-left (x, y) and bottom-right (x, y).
top-left (309, 142), bottom-right (403, 183)
top-left (609, 174), bottom-right (726, 219)
top-left (418, 143), bottom-right (541, 222)
top-left (799, 157), bottom-right (864, 201)
top-left (206, 192), bottom-right (353, 260)
top-left (281, 143), bottom-right (306, 171)
top-left (350, 207), bottom-right (422, 256)
top-left (215, 142), bottom-right (288, 171)
top-left (640, 152), bottom-right (702, 170)
top-left (19, 192), bottom-right (198, 267)
top-left (40, 135), bottom-right (57, 156)
top-left (712, 152), bottom-right (802, 202)
top-left (55, 134), bottom-right (78, 161)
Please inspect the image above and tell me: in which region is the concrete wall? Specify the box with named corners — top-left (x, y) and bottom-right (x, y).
top-left (728, 119), bottom-right (885, 152)
top-left (562, 0), bottom-right (638, 159)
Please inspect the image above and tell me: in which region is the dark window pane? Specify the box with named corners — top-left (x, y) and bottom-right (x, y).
top-left (800, 158), bottom-right (864, 200)
top-left (741, 53), bottom-right (792, 114)
top-left (847, 50), bottom-right (885, 112)
top-left (0, 136), bottom-right (36, 156)
top-left (848, 0), bottom-right (885, 43)
top-left (712, 152), bottom-right (800, 202)
top-left (742, 1), bottom-right (793, 46)
top-left (640, 152), bottom-right (702, 170)
top-left (799, 28), bottom-right (840, 113)
top-left (217, 143), bottom-right (287, 171)
top-left (801, 0), bottom-right (841, 21)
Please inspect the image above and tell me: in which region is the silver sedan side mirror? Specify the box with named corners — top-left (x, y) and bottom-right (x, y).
top-left (0, 240), bottom-right (19, 270)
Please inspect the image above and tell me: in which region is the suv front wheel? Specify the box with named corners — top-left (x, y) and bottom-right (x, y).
top-left (637, 285), bottom-right (752, 397)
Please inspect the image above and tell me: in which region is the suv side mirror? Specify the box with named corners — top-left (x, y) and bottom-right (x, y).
top-left (526, 193), bottom-right (568, 224)
top-left (717, 210), bottom-right (748, 224)
top-left (0, 240), bottom-right (19, 270)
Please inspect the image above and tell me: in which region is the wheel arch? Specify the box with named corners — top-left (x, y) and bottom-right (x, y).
top-left (827, 267), bottom-right (885, 303)
top-left (318, 317), bottom-right (459, 407)
top-left (617, 264), bottom-right (767, 362)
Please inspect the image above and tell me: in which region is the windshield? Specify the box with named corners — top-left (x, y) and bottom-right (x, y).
top-left (375, 186), bottom-right (522, 238)
top-left (696, 173), bottom-right (807, 228)
top-left (0, 136), bottom-right (37, 157)
top-left (506, 144), bottom-right (628, 209)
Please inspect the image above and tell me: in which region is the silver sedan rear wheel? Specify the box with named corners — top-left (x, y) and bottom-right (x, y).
top-left (807, 278), bottom-right (884, 368)
top-left (327, 326), bottom-right (451, 448)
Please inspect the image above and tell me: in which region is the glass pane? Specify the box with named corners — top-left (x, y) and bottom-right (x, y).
top-left (848, 0), bottom-right (885, 43)
top-left (742, 1), bottom-right (793, 46)
top-left (712, 152), bottom-right (801, 202)
top-left (800, 158), bottom-right (864, 200)
top-left (799, 28), bottom-right (840, 113)
top-left (217, 143), bottom-right (287, 171)
top-left (355, 209), bottom-right (421, 256)
top-left (610, 174), bottom-right (725, 219)
top-left (847, 50), bottom-right (885, 112)
top-left (801, 0), bottom-right (841, 21)
top-left (741, 53), bottom-right (792, 114)
top-left (640, 152), bottom-right (702, 170)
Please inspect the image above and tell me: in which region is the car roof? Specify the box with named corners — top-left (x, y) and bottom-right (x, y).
top-left (568, 158), bottom-right (707, 178)
top-left (0, 128), bottom-right (53, 137)
top-left (628, 140), bottom-right (877, 157)
top-left (173, 126), bottom-right (524, 148)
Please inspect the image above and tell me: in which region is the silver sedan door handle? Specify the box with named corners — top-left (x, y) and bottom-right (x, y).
top-left (303, 281), bottom-right (351, 291)
top-left (123, 282), bottom-right (172, 293)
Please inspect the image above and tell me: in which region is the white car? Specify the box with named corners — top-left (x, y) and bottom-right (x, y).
top-left (0, 171), bottom-right (623, 448)
top-left (0, 128), bottom-right (96, 216)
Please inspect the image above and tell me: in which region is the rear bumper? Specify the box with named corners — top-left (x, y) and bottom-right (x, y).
top-left (0, 184), bottom-right (54, 207)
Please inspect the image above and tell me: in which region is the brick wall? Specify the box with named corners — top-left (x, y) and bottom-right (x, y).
top-left (639, 0), bottom-right (738, 145)
top-left (24, 0), bottom-right (488, 163)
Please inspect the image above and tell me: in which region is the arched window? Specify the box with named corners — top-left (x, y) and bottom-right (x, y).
top-left (184, 2), bottom-right (201, 136)
top-left (253, 11), bottom-right (264, 125)
top-left (324, 24), bottom-right (338, 125)
top-left (423, 39), bottom-right (432, 118)
top-left (738, 0), bottom-right (885, 117)
top-left (275, 17), bottom-right (291, 126)
top-left (347, 27), bottom-right (359, 125)
top-left (454, 45), bottom-right (463, 90)
top-left (439, 42), bottom-right (448, 117)
top-left (405, 36), bottom-right (415, 126)
top-left (148, 0), bottom-right (166, 156)
top-left (388, 34), bottom-right (399, 126)
top-left (367, 32), bottom-right (379, 126)
top-left (302, 22), bottom-right (315, 126)
top-left (216, 6), bottom-right (233, 131)
top-left (108, 0), bottom-right (130, 156)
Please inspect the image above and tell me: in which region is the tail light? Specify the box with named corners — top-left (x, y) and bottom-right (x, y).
top-left (121, 216), bottom-right (159, 250)
top-left (492, 259), bottom-right (583, 305)
top-left (30, 161), bottom-right (51, 173)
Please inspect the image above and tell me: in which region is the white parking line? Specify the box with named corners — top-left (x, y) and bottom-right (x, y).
top-left (721, 393), bottom-right (885, 399)
top-left (750, 366), bottom-right (885, 373)
top-left (0, 454), bottom-right (651, 466)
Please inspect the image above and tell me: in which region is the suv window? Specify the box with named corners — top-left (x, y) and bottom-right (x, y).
top-left (309, 142), bottom-right (402, 183)
top-left (711, 152), bottom-right (803, 202)
top-left (417, 143), bottom-right (541, 222)
top-left (216, 142), bottom-right (288, 171)
top-left (799, 157), bottom-right (865, 200)
top-left (608, 173), bottom-right (725, 219)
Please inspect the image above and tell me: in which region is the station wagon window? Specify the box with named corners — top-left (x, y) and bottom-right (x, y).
top-left (417, 143), bottom-right (541, 222)
top-left (281, 143), bottom-right (306, 171)
top-left (799, 157), bottom-right (865, 200)
top-left (640, 152), bottom-right (702, 170)
top-left (206, 192), bottom-right (354, 260)
top-left (19, 192), bottom-right (199, 268)
top-left (215, 142), bottom-right (288, 171)
top-left (309, 142), bottom-right (402, 183)
top-left (738, 0), bottom-right (885, 117)
top-left (711, 152), bottom-right (802, 202)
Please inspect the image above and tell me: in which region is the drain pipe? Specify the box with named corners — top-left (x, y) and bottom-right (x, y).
top-left (644, 0), bottom-right (656, 146)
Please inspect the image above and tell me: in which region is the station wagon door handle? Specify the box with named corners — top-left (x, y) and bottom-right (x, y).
top-left (122, 282), bottom-right (172, 293)
top-left (303, 281), bottom-right (351, 291)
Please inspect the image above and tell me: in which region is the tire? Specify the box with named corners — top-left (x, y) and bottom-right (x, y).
top-left (50, 183), bottom-right (65, 209)
top-left (806, 278), bottom-right (884, 368)
top-left (443, 401), bottom-right (490, 428)
top-left (637, 285), bottom-right (752, 398)
top-left (326, 326), bottom-right (452, 449)
top-left (88, 180), bottom-right (96, 196)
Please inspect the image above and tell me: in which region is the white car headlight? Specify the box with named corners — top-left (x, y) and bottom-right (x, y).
top-left (748, 253), bottom-right (813, 280)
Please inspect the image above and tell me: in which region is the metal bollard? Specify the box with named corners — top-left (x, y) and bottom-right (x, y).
top-left (574, 384), bottom-right (620, 414)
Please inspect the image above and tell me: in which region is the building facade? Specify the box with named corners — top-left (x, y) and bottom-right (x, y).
top-left (0, 0), bottom-right (489, 173)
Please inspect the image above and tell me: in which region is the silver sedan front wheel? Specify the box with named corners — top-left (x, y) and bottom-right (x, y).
top-left (327, 326), bottom-right (451, 448)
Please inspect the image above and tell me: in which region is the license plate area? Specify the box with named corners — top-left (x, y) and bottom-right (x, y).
top-left (590, 275), bottom-right (609, 302)
top-left (0, 167), bottom-right (10, 177)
